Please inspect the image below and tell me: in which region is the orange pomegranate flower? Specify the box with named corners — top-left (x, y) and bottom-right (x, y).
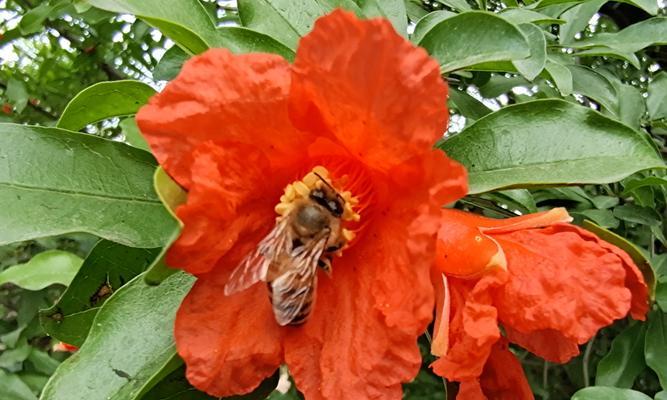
top-left (430, 208), bottom-right (649, 400)
top-left (136, 10), bottom-right (467, 399)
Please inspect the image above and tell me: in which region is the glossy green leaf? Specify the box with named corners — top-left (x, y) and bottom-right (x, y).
top-left (648, 72), bottom-right (667, 121)
top-left (0, 369), bottom-right (38, 400)
top-left (656, 391), bottom-right (667, 400)
top-left (498, 8), bottom-right (565, 25)
top-left (40, 240), bottom-right (160, 346)
top-left (56, 81), bottom-right (155, 132)
top-left (0, 250), bottom-right (82, 291)
top-left (582, 220), bottom-right (655, 290)
top-left (571, 387), bottom-right (652, 400)
top-left (152, 46), bottom-right (189, 81)
top-left (436, 0), bottom-right (472, 11)
top-left (545, 60), bottom-right (573, 96)
top-left (623, 177), bottom-right (667, 195)
top-left (144, 167), bottom-right (186, 286)
top-left (0, 123), bottom-right (177, 247)
top-left (574, 46), bottom-right (641, 70)
top-left (19, 2), bottom-right (67, 35)
top-left (574, 17), bottom-right (667, 54)
top-left (237, 0), bottom-right (362, 49)
top-left (512, 23), bottom-right (546, 80)
top-left (357, 0), bottom-right (407, 36)
top-left (616, 83), bottom-right (646, 129)
top-left (645, 310), bottom-right (667, 388)
top-left (86, 0), bottom-right (218, 54)
top-left (440, 99), bottom-right (664, 194)
top-left (656, 276), bottom-right (667, 312)
top-left (559, 0), bottom-right (605, 44)
top-left (447, 88), bottom-right (493, 120)
top-left (619, 0), bottom-right (658, 15)
top-left (568, 65), bottom-right (618, 115)
top-left (478, 75), bottom-right (530, 98)
top-left (215, 26), bottom-right (296, 62)
top-left (411, 10), bottom-right (456, 44)
top-left (575, 209), bottom-right (620, 229)
top-left (595, 322), bottom-right (647, 388)
top-left (120, 117), bottom-right (149, 151)
top-left (40, 271), bottom-right (195, 400)
top-left (418, 11), bottom-right (531, 73)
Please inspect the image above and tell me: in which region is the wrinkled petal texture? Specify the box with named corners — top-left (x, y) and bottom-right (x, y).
top-left (456, 339), bottom-right (534, 400)
top-left (175, 243), bottom-right (283, 397)
top-left (431, 270), bottom-right (507, 381)
top-left (290, 9), bottom-right (448, 172)
top-left (492, 224), bottom-right (639, 362)
top-left (137, 49), bottom-right (311, 187)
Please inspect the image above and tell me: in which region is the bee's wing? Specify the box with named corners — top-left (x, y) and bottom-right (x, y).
top-left (271, 234), bottom-right (328, 326)
top-left (224, 217), bottom-right (291, 296)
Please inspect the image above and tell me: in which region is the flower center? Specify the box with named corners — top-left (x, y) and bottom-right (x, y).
top-left (274, 165), bottom-right (360, 251)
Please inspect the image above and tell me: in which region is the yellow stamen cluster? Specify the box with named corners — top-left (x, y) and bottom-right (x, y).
top-left (274, 166), bottom-right (360, 243)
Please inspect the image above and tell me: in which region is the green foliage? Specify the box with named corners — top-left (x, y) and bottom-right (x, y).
top-left (1, 0), bottom-right (666, 399)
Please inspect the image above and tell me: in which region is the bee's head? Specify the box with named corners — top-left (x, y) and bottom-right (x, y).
top-left (309, 187), bottom-right (343, 217)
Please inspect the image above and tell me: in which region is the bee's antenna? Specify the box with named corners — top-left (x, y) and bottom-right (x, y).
top-left (313, 172), bottom-right (344, 201)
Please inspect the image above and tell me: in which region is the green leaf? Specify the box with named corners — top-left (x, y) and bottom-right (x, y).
top-left (595, 322), bottom-right (647, 388)
top-left (19, 2), bottom-right (67, 35)
top-left (86, 0), bottom-right (218, 54)
top-left (568, 65), bottom-right (618, 115)
top-left (215, 26), bottom-right (296, 62)
top-left (575, 209), bottom-right (619, 229)
top-left (143, 168), bottom-right (186, 286)
top-left (655, 276), bottom-right (667, 312)
top-left (435, 0), bottom-right (472, 11)
top-left (0, 250), bottom-right (82, 291)
top-left (571, 387), bottom-right (652, 400)
top-left (619, 0), bottom-right (658, 15)
top-left (0, 369), bottom-right (38, 400)
top-left (40, 240), bottom-right (160, 346)
top-left (623, 177), bottom-right (667, 195)
top-left (237, 0), bottom-right (362, 50)
top-left (648, 72), bottom-right (667, 121)
top-left (582, 220), bottom-right (655, 291)
top-left (512, 23), bottom-right (546, 80)
top-left (440, 99), bottom-right (664, 194)
top-left (447, 88), bottom-right (493, 120)
top-left (357, 0), bottom-right (407, 36)
top-left (498, 8), bottom-right (565, 25)
top-left (613, 204), bottom-right (662, 226)
top-left (56, 80), bottom-right (156, 132)
top-left (411, 10), bottom-right (456, 44)
top-left (153, 46), bottom-right (189, 81)
top-left (120, 117), bottom-right (150, 151)
top-left (545, 60), bottom-right (573, 96)
top-left (418, 11), bottom-right (531, 73)
top-left (478, 75), bottom-right (531, 98)
top-left (656, 391), bottom-right (667, 400)
top-left (0, 123), bottom-right (177, 248)
top-left (27, 350), bottom-right (60, 376)
top-left (574, 46), bottom-right (641, 70)
top-left (574, 17), bottom-right (667, 54)
top-left (40, 271), bottom-right (195, 400)
top-left (645, 310), bottom-right (667, 388)
top-left (559, 0), bottom-right (605, 44)
top-left (616, 83), bottom-right (646, 129)
top-left (6, 78), bottom-right (29, 114)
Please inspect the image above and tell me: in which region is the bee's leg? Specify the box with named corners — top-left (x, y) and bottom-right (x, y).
top-left (317, 256), bottom-right (333, 277)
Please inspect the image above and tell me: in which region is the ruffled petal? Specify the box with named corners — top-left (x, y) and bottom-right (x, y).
top-left (455, 339), bottom-right (533, 400)
top-left (290, 10), bottom-right (448, 172)
top-left (431, 270), bottom-right (507, 381)
top-left (559, 224), bottom-right (649, 320)
top-left (137, 49), bottom-right (311, 187)
top-left (283, 195), bottom-right (438, 399)
top-left (492, 225), bottom-right (633, 358)
top-left (174, 256), bottom-right (283, 397)
top-left (166, 142), bottom-right (282, 275)
top-left (503, 326), bottom-right (580, 364)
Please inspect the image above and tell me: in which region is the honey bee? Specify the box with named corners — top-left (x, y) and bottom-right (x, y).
top-left (224, 169), bottom-right (357, 326)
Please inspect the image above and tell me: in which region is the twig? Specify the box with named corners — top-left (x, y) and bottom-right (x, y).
top-left (582, 336), bottom-right (596, 387)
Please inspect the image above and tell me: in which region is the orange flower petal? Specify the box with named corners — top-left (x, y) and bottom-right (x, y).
top-left (503, 326), bottom-right (580, 364)
top-left (166, 142), bottom-right (280, 275)
top-left (284, 200), bottom-right (437, 399)
top-left (174, 263), bottom-right (283, 397)
top-left (137, 49), bottom-right (311, 187)
top-left (560, 223), bottom-right (649, 320)
top-left (477, 338), bottom-right (534, 400)
top-left (493, 225), bottom-right (633, 356)
top-left (431, 270), bottom-right (507, 381)
top-left (290, 10), bottom-right (448, 172)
